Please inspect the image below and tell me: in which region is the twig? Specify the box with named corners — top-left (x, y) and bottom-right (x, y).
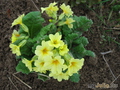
top-left (7, 76), bottom-right (19, 90)
top-left (38, 73), bottom-right (50, 79)
top-left (110, 74), bottom-right (120, 85)
top-left (30, 0), bottom-right (40, 11)
top-left (101, 54), bottom-right (116, 79)
top-left (104, 27), bottom-right (120, 30)
top-left (13, 72), bottom-right (20, 75)
top-left (13, 73), bottom-right (32, 89)
top-left (100, 50), bottom-right (113, 55)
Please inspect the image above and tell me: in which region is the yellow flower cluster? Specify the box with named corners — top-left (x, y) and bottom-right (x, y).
top-left (9, 13), bottom-right (30, 56)
top-left (9, 30), bottom-right (21, 56)
top-left (41, 2), bottom-right (75, 29)
top-left (9, 30), bottom-right (27, 56)
top-left (22, 32), bottom-right (84, 82)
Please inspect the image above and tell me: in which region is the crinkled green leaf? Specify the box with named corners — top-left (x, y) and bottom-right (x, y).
top-left (73, 37), bottom-right (89, 46)
top-left (16, 61), bottom-right (30, 74)
top-left (19, 26), bottom-right (28, 35)
top-left (69, 73), bottom-right (80, 83)
top-left (13, 39), bottom-right (23, 46)
top-left (34, 23), bottom-right (54, 41)
top-left (39, 23), bottom-right (54, 36)
top-left (73, 16), bottom-right (93, 32)
top-left (72, 44), bottom-right (86, 58)
top-left (20, 39), bottom-right (34, 59)
top-left (73, 44), bottom-right (86, 54)
top-left (61, 25), bottom-right (72, 36)
top-left (15, 56), bottom-right (21, 60)
top-left (85, 50), bottom-right (95, 57)
top-left (22, 11), bottom-right (45, 38)
top-left (32, 43), bottom-right (40, 53)
top-left (65, 33), bottom-right (79, 45)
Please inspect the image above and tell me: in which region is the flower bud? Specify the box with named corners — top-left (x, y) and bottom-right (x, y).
top-left (63, 53), bottom-right (73, 65)
top-left (19, 40), bottom-right (27, 47)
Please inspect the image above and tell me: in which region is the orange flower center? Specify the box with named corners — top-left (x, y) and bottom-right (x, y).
top-left (70, 62), bottom-right (76, 67)
top-left (40, 62), bottom-right (44, 66)
top-left (42, 48), bottom-right (48, 55)
top-left (52, 60), bottom-right (59, 65)
top-left (16, 34), bottom-right (20, 37)
top-left (53, 40), bottom-right (58, 45)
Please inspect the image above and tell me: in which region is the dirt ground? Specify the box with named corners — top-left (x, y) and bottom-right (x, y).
top-left (0, 0), bottom-right (120, 90)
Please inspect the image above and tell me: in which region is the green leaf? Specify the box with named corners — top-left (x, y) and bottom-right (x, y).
top-left (73, 16), bottom-right (93, 32)
top-left (13, 39), bottom-right (23, 46)
top-left (38, 73), bottom-right (50, 82)
top-left (61, 25), bottom-right (72, 36)
top-left (69, 73), bottom-right (80, 83)
top-left (73, 44), bottom-right (85, 54)
top-left (72, 44), bottom-right (86, 58)
top-left (39, 23), bottom-right (53, 36)
top-left (20, 39), bottom-right (34, 59)
top-left (19, 26), bottom-right (28, 35)
top-left (16, 61), bottom-right (30, 74)
top-left (65, 33), bottom-right (79, 46)
top-left (32, 43), bottom-right (40, 53)
top-left (34, 23), bottom-right (54, 41)
top-left (73, 37), bottom-right (89, 46)
top-left (21, 23), bottom-right (29, 33)
top-left (15, 56), bottom-right (21, 60)
top-left (85, 50), bottom-right (95, 57)
top-left (22, 11), bottom-right (45, 38)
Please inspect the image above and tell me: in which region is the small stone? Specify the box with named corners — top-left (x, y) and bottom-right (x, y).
top-left (87, 56), bottom-right (98, 65)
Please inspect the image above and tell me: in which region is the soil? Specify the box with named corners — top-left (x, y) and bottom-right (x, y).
top-left (0, 0), bottom-right (120, 90)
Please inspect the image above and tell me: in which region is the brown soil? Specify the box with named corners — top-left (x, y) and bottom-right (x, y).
top-left (0, 0), bottom-right (120, 90)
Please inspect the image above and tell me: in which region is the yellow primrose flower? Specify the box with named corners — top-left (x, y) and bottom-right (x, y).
top-left (11, 14), bottom-right (28, 32)
top-left (22, 58), bottom-right (33, 72)
top-left (44, 56), bottom-right (64, 74)
top-left (59, 44), bottom-right (69, 56)
top-left (67, 58), bottom-right (84, 76)
top-left (9, 44), bottom-right (21, 56)
top-left (35, 41), bottom-right (53, 59)
top-left (64, 18), bottom-right (75, 28)
top-left (49, 72), bottom-right (69, 82)
top-left (12, 14), bottom-right (24, 27)
top-left (34, 58), bottom-right (47, 73)
top-left (11, 30), bottom-right (20, 43)
top-left (48, 32), bottom-right (64, 48)
top-left (41, 2), bottom-right (59, 18)
top-left (59, 3), bottom-right (73, 19)
top-left (58, 18), bottom-right (75, 28)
